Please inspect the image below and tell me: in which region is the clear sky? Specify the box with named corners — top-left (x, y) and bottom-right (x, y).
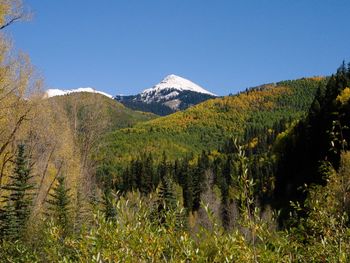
top-left (6, 0), bottom-right (350, 96)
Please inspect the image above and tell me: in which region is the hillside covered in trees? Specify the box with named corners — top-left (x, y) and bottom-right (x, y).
top-left (1, 1), bottom-right (350, 262)
top-left (99, 77), bottom-right (326, 167)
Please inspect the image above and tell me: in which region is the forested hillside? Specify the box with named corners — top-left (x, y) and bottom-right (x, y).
top-left (49, 93), bottom-right (156, 132)
top-left (99, 77), bottom-right (326, 167)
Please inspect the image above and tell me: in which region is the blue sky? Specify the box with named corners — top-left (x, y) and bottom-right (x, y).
top-left (7, 0), bottom-right (350, 96)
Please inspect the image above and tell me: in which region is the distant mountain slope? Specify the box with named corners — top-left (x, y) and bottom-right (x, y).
top-left (48, 92), bottom-right (157, 132)
top-left (99, 77), bottom-right (327, 168)
top-left (115, 74), bottom-right (217, 116)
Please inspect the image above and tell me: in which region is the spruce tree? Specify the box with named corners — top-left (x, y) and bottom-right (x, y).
top-left (0, 144), bottom-right (34, 240)
top-left (183, 162), bottom-right (194, 212)
top-left (157, 152), bottom-right (175, 210)
top-left (192, 151), bottom-right (208, 211)
top-left (151, 153), bottom-right (177, 225)
top-left (46, 175), bottom-right (71, 238)
top-left (158, 174), bottom-right (176, 211)
top-left (153, 173), bottom-right (177, 225)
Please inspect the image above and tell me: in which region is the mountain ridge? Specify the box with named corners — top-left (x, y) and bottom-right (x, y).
top-left (45, 87), bottom-right (114, 99)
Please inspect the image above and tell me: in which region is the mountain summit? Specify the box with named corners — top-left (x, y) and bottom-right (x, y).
top-left (141, 74), bottom-right (216, 102)
top-left (115, 74), bottom-right (217, 116)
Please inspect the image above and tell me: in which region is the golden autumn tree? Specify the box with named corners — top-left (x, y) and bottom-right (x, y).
top-left (0, 0), bottom-right (81, 221)
top-left (0, 45), bottom-right (41, 187)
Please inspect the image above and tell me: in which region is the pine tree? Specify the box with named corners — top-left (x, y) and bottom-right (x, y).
top-left (150, 152), bottom-right (177, 225)
top-left (192, 151), bottom-right (208, 211)
top-left (179, 158), bottom-right (193, 211)
top-left (46, 175), bottom-right (71, 238)
top-left (157, 152), bottom-right (176, 210)
top-left (0, 144), bottom-right (34, 240)
top-left (157, 174), bottom-right (176, 212)
top-left (152, 173), bottom-right (177, 225)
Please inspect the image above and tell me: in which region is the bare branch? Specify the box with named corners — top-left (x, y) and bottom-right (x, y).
top-left (0, 14), bottom-right (21, 30)
top-left (0, 151), bottom-right (14, 187)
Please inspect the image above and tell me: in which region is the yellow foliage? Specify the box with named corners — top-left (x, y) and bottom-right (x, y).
top-left (0, 1), bottom-right (10, 25)
top-left (307, 76), bottom-right (325, 81)
top-left (188, 211), bottom-right (197, 228)
top-left (336, 87), bottom-right (350, 105)
top-left (0, 22), bottom-right (82, 217)
top-left (29, 99), bottom-right (81, 214)
top-left (137, 84), bottom-right (289, 134)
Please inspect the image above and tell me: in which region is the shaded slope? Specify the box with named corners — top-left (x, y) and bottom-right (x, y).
top-left (115, 90), bottom-right (215, 116)
top-left (274, 68), bottom-right (350, 220)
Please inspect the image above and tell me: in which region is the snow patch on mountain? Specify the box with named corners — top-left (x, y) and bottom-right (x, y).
top-left (163, 99), bottom-right (181, 110)
top-left (45, 87), bottom-right (113, 99)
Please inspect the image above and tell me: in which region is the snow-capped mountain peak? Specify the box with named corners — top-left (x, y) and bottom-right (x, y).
top-left (114, 74), bottom-right (217, 115)
top-left (140, 74), bottom-right (216, 103)
top-left (45, 87), bottom-right (113, 99)
top-left (142, 74), bottom-right (216, 97)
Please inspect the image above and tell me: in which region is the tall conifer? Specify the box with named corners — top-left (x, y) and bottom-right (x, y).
top-left (46, 175), bottom-right (71, 238)
top-left (0, 144), bottom-right (34, 240)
